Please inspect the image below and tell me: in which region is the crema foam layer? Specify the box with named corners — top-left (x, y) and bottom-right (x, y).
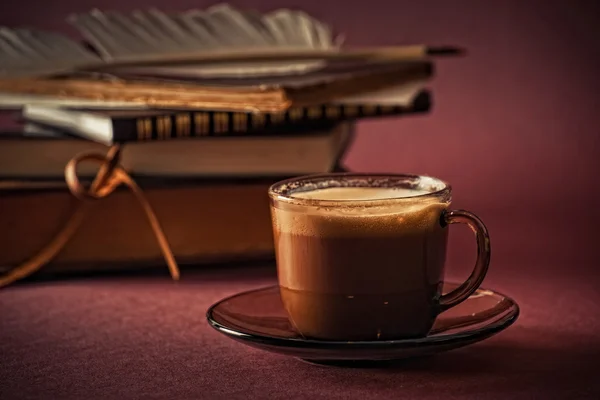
top-left (274, 187), bottom-right (448, 238)
top-left (291, 187), bottom-right (431, 201)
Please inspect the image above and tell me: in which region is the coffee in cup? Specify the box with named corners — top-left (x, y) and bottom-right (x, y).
top-left (268, 173), bottom-right (490, 341)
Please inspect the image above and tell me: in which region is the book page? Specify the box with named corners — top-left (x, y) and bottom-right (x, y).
top-left (68, 4), bottom-right (341, 76)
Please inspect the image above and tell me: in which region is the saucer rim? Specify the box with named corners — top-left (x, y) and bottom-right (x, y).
top-left (206, 282), bottom-right (520, 349)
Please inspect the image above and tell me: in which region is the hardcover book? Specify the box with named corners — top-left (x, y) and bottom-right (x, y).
top-left (20, 88), bottom-right (430, 144)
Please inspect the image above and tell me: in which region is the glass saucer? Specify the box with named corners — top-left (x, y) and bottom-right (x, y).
top-left (206, 282), bottom-right (519, 364)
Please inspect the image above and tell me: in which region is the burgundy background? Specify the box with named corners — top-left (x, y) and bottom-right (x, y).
top-left (1, 0), bottom-right (598, 267)
top-left (1, 1), bottom-right (600, 399)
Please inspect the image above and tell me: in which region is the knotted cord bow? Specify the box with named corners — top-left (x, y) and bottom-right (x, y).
top-left (0, 145), bottom-right (180, 288)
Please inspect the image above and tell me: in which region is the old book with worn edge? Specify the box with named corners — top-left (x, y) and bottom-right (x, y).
top-left (0, 165), bottom-right (349, 277)
top-left (19, 90), bottom-right (430, 144)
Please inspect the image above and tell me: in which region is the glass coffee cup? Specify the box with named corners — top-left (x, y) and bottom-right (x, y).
top-left (269, 173), bottom-right (490, 341)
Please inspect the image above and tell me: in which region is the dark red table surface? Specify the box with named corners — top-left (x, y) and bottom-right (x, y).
top-left (2, 213), bottom-right (599, 400)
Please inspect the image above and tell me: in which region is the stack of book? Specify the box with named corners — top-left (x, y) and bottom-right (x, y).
top-left (0, 4), bottom-right (458, 278)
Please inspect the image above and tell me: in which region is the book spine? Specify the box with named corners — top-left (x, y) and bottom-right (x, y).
top-left (111, 96), bottom-right (430, 142)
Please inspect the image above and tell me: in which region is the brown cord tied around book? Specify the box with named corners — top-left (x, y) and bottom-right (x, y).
top-left (0, 145), bottom-right (180, 289)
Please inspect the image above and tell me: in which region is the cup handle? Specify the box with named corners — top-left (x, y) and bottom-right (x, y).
top-left (438, 209), bottom-right (491, 312)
